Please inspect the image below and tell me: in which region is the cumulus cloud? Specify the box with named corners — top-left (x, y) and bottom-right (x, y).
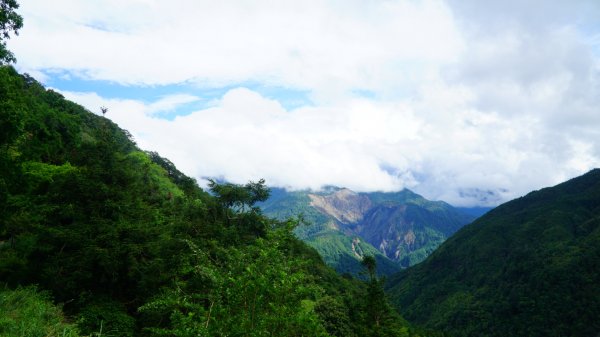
top-left (62, 88), bottom-right (419, 190)
top-left (11, 0), bottom-right (600, 206)
top-left (62, 82), bottom-right (599, 207)
top-left (146, 94), bottom-right (200, 115)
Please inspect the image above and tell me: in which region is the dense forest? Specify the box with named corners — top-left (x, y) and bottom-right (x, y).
top-left (386, 169), bottom-right (600, 337)
top-left (0, 65), bottom-right (439, 336)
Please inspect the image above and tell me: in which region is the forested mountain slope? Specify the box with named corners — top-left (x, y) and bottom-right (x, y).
top-left (0, 66), bottom-right (431, 337)
top-left (261, 187), bottom-right (475, 275)
top-left (386, 169), bottom-right (600, 337)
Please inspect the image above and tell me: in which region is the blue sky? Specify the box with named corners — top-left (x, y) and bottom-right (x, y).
top-left (43, 74), bottom-right (313, 118)
top-left (8, 0), bottom-right (600, 206)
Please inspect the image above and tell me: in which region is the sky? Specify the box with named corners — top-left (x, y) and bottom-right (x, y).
top-left (7, 0), bottom-right (600, 207)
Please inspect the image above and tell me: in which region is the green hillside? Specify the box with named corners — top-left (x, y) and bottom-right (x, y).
top-left (307, 231), bottom-right (402, 276)
top-left (356, 205), bottom-right (448, 267)
top-left (386, 169), bottom-right (600, 337)
top-left (259, 188), bottom-right (332, 240)
top-left (0, 66), bottom-right (429, 337)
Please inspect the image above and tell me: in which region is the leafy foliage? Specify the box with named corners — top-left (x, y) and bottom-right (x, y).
top-left (0, 0), bottom-right (23, 64)
top-left (139, 230), bottom-right (329, 337)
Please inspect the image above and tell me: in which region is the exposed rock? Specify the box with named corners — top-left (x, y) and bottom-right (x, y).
top-left (403, 230), bottom-right (416, 246)
top-left (308, 188), bottom-right (372, 224)
top-left (351, 237), bottom-right (364, 258)
top-left (308, 190), bottom-right (474, 267)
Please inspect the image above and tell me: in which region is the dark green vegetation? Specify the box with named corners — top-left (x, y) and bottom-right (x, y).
top-left (0, 65), bottom-right (435, 336)
top-left (387, 170), bottom-right (600, 337)
top-left (261, 187), bottom-right (475, 275)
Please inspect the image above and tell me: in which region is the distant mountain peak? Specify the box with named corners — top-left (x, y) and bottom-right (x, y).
top-left (262, 186), bottom-right (478, 273)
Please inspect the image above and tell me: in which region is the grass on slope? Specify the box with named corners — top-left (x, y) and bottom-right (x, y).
top-left (0, 286), bottom-right (79, 337)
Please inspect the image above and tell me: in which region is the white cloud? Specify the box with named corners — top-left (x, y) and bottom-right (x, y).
top-left (146, 94), bottom-right (200, 115)
top-left (10, 0), bottom-right (463, 97)
top-left (11, 0), bottom-right (600, 207)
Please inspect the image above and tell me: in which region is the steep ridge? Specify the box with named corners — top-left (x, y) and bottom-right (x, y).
top-left (386, 169), bottom-right (600, 337)
top-left (356, 204), bottom-right (447, 266)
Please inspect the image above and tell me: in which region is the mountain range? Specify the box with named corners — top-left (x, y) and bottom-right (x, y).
top-left (260, 186), bottom-right (480, 275)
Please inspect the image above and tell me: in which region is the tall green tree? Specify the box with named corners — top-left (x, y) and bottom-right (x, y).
top-left (361, 255), bottom-right (411, 337)
top-left (361, 255), bottom-right (377, 282)
top-left (208, 179), bottom-right (271, 238)
top-left (361, 256), bottom-right (386, 328)
top-left (0, 0), bottom-right (23, 64)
